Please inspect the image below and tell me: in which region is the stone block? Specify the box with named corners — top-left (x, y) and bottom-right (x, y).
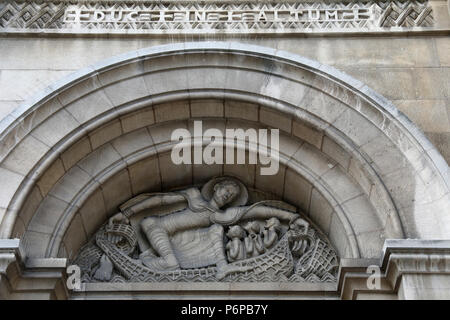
top-left (88, 119), bottom-right (123, 150)
top-left (276, 37), bottom-right (437, 68)
top-left (413, 68), bottom-right (450, 100)
top-left (278, 134), bottom-right (303, 162)
top-left (348, 158), bottom-right (373, 196)
top-left (148, 121), bottom-right (188, 148)
top-left (120, 107), bottom-right (155, 133)
top-left (2, 134), bottom-right (50, 177)
top-left (283, 169), bottom-right (312, 214)
top-left (97, 61), bottom-right (144, 86)
top-left (100, 169), bottom-right (132, 216)
top-left (321, 136), bottom-right (350, 171)
top-left (0, 101), bottom-right (20, 121)
top-left (153, 101), bottom-right (190, 123)
top-left (60, 137), bottom-right (92, 170)
top-left (0, 167), bottom-right (24, 209)
top-left (291, 143), bottom-right (336, 178)
top-left (12, 217), bottom-right (25, 239)
top-left (48, 165), bottom-right (93, 204)
top-left (128, 156), bottom-right (161, 195)
top-left (341, 194), bottom-right (382, 235)
top-left (111, 128), bottom-right (153, 159)
top-left (21, 230), bottom-right (52, 258)
top-left (62, 213), bottom-right (87, 260)
top-left (103, 76), bottom-right (149, 107)
top-left (185, 67), bottom-right (228, 92)
top-left (356, 230), bottom-right (385, 258)
top-left (0, 69), bottom-right (72, 102)
top-left (320, 166), bottom-right (362, 204)
top-left (435, 37), bottom-right (450, 67)
top-left (224, 68), bottom-right (266, 95)
top-left (18, 185), bottom-right (42, 229)
top-left (328, 214), bottom-right (351, 258)
top-left (27, 195), bottom-right (69, 234)
top-left (157, 152), bottom-right (192, 190)
top-left (58, 75), bottom-right (102, 107)
top-left (292, 121), bottom-right (323, 149)
top-left (224, 100), bottom-right (259, 121)
top-left (143, 69), bottom-right (188, 96)
top-left (309, 188), bottom-right (333, 235)
top-left (190, 99), bottom-right (224, 118)
top-left (394, 100), bottom-right (450, 133)
top-left (65, 90), bottom-right (113, 124)
top-left (79, 189), bottom-right (107, 237)
top-left (425, 132), bottom-right (450, 165)
top-left (332, 109), bottom-right (381, 147)
top-left (260, 75), bottom-right (309, 107)
top-left (37, 158), bottom-right (66, 197)
top-left (343, 67), bottom-right (416, 100)
top-left (31, 109), bottom-right (79, 147)
top-left (193, 163), bottom-right (223, 185)
top-left (223, 160), bottom-right (256, 189)
top-left (255, 164), bottom-right (286, 198)
top-left (260, 107), bottom-right (292, 133)
top-left (77, 144), bottom-right (122, 178)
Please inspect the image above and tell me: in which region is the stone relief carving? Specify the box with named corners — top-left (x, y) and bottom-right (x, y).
top-left (0, 1), bottom-right (434, 33)
top-left (73, 176), bottom-right (339, 283)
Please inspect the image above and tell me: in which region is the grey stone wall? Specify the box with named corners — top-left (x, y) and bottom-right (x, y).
top-left (0, 35), bottom-right (448, 163)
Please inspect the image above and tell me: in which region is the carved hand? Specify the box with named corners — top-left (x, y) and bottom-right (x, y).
top-left (108, 212), bottom-right (130, 228)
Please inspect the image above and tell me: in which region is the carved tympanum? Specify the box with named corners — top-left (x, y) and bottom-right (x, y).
top-left (74, 176), bottom-right (339, 283)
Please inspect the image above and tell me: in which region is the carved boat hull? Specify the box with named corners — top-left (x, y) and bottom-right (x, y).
top-left (96, 231), bottom-right (294, 282)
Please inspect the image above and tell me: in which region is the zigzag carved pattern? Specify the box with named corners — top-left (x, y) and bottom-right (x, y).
top-left (0, 1), bottom-right (435, 32)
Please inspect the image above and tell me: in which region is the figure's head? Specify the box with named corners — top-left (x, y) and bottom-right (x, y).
top-left (265, 217), bottom-right (281, 229)
top-left (227, 225), bottom-right (246, 239)
top-left (265, 217), bottom-right (281, 233)
top-left (243, 221), bottom-right (261, 234)
top-left (212, 180), bottom-right (240, 208)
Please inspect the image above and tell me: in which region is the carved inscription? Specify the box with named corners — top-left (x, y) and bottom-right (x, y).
top-left (0, 1), bottom-right (434, 34)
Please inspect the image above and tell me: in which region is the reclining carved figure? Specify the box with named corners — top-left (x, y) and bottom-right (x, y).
top-left (108, 176), bottom-right (309, 279)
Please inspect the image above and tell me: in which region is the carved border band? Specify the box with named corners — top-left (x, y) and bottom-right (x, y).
top-left (0, 0), bottom-right (434, 34)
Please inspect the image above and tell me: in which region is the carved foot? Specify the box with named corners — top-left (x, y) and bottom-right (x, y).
top-left (141, 254), bottom-right (180, 271)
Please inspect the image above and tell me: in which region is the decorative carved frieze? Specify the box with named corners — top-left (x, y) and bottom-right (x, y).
top-left (0, 0), bottom-right (434, 34)
top-left (73, 177), bottom-right (339, 283)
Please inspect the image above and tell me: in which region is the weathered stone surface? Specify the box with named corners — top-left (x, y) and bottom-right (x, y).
top-left (309, 188), bottom-right (333, 236)
top-left (60, 137), bottom-right (92, 170)
top-left (128, 156), bottom-right (161, 195)
top-left (224, 101), bottom-right (259, 121)
top-left (153, 101), bottom-right (190, 123)
top-left (0, 40), bottom-right (448, 299)
top-left (292, 121), bottom-right (323, 149)
top-left (190, 99), bottom-right (224, 118)
top-left (88, 120), bottom-right (123, 150)
top-left (37, 159), bottom-right (66, 197)
top-left (120, 108), bottom-right (155, 134)
top-left (79, 189), bottom-right (107, 237)
top-left (100, 169), bottom-right (132, 216)
top-left (283, 169), bottom-right (312, 213)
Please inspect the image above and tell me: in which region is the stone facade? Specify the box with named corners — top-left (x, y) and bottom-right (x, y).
top-left (0, 0), bottom-right (449, 299)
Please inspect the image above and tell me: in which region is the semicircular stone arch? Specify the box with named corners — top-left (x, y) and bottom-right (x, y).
top-left (0, 42), bottom-right (448, 263)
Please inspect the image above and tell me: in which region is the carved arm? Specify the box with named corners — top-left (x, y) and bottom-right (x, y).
top-left (109, 193), bottom-right (186, 226)
top-left (242, 206), bottom-right (299, 222)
